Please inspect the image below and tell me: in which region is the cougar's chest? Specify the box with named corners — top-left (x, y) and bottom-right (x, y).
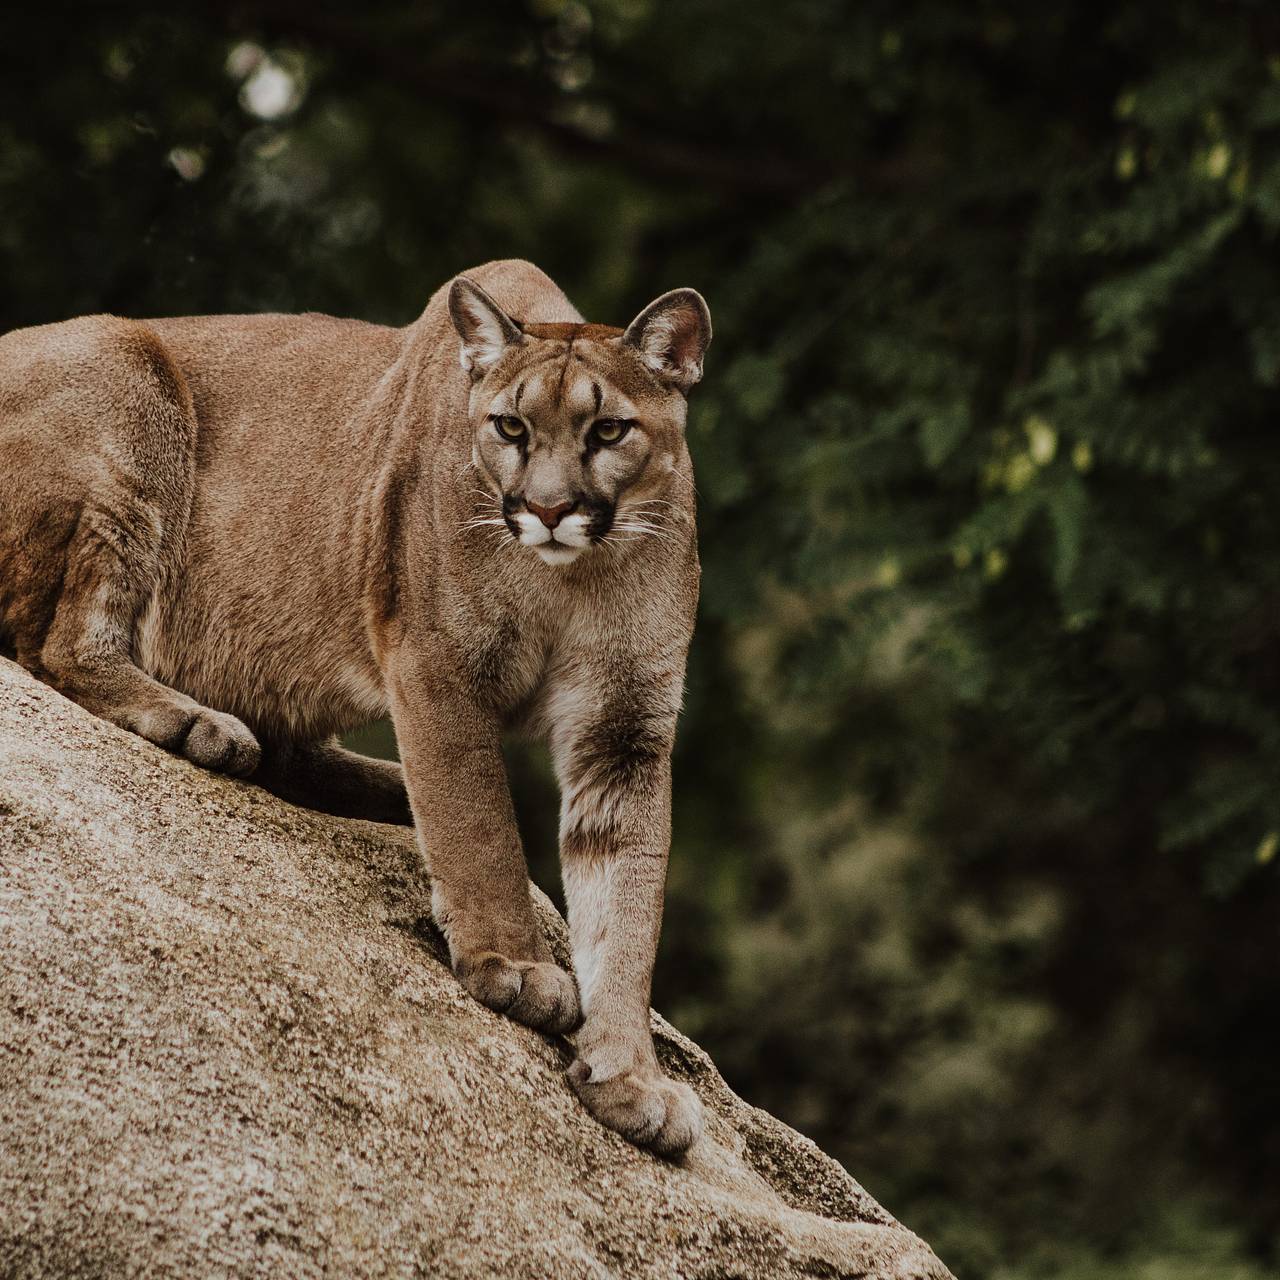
top-left (456, 598), bottom-right (551, 717)
top-left (461, 587), bottom-right (598, 731)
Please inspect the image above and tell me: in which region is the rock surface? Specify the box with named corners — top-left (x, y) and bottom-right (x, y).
top-left (0, 657), bottom-right (952, 1279)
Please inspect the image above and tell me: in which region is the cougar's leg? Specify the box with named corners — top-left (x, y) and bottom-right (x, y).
top-left (253, 738), bottom-right (412, 824)
top-left (34, 508), bottom-right (259, 777)
top-left (550, 655), bottom-right (704, 1158)
top-left (5, 320), bottom-right (259, 776)
top-left (387, 645), bottom-right (581, 1036)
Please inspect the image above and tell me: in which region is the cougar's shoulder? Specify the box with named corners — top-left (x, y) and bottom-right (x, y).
top-left (448, 259), bottom-right (582, 327)
top-left (407, 259), bottom-right (583, 358)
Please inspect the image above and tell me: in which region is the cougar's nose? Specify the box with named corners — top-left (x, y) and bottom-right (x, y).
top-left (526, 499), bottom-right (576, 530)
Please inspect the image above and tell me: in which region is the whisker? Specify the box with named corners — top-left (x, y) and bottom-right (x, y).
top-left (621, 499), bottom-right (684, 514)
top-left (664, 469), bottom-right (700, 498)
top-left (484, 529), bottom-right (518, 555)
top-left (609, 526), bottom-right (678, 546)
top-left (611, 520), bottom-right (675, 536)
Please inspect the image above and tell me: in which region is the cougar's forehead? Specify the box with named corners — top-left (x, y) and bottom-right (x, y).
top-left (488, 326), bottom-right (670, 420)
top-left (495, 357), bottom-right (634, 426)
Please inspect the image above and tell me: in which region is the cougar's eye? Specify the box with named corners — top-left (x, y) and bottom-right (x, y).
top-left (590, 418), bottom-right (632, 446)
top-left (491, 415), bottom-right (527, 442)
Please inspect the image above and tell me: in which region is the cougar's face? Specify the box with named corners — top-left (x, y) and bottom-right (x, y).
top-left (451, 280), bottom-right (711, 567)
top-left (471, 328), bottom-right (685, 566)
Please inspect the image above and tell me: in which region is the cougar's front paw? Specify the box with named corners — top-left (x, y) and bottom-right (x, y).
top-left (567, 1059), bottom-right (704, 1159)
top-left (458, 952), bottom-right (582, 1035)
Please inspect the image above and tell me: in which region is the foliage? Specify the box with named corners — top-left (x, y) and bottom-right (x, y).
top-left (3, 3), bottom-right (1278, 1275)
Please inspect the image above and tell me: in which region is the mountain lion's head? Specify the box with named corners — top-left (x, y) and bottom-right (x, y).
top-left (449, 276), bottom-right (711, 567)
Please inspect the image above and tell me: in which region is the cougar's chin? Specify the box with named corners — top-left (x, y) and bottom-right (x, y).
top-left (534, 543), bottom-right (585, 566)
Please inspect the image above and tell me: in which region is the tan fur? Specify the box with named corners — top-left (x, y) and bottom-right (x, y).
top-left (0, 259), bottom-right (711, 1156)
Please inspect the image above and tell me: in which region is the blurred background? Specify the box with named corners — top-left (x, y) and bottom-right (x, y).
top-left (3, 3), bottom-right (1278, 1275)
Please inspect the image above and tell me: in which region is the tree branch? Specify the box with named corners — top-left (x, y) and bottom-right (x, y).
top-left (222, 4), bottom-right (835, 197)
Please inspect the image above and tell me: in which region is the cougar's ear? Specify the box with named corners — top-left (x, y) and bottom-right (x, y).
top-left (621, 288), bottom-right (712, 393)
top-left (449, 277), bottom-right (524, 381)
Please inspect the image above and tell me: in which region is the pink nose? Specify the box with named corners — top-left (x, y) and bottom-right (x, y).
top-left (527, 499), bottom-right (575, 529)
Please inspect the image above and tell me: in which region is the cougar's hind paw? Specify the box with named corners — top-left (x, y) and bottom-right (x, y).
top-left (125, 700), bottom-right (259, 777)
top-left (181, 708), bottom-right (261, 776)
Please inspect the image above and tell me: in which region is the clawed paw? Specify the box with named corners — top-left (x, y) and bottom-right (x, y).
top-left (458, 953), bottom-right (582, 1035)
top-left (568, 1060), bottom-right (704, 1158)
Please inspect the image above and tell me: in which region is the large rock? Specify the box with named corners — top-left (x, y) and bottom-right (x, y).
top-left (0, 658), bottom-right (951, 1279)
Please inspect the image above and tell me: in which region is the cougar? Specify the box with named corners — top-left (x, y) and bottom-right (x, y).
top-left (0, 259), bottom-right (712, 1157)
